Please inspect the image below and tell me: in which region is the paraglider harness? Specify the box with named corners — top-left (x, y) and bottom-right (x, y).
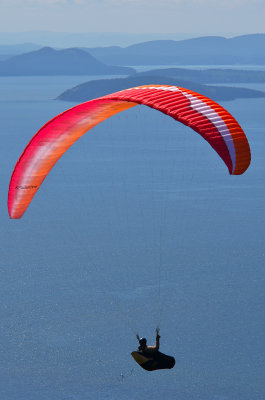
top-left (132, 329), bottom-right (175, 371)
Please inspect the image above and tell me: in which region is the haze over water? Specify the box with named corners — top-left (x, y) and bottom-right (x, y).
top-left (0, 73), bottom-right (265, 400)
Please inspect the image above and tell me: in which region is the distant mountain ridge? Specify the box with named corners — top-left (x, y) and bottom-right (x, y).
top-left (85, 34), bottom-right (265, 65)
top-left (135, 67), bottom-right (265, 83)
top-left (0, 47), bottom-right (135, 76)
top-left (0, 34), bottom-right (264, 76)
top-left (0, 30), bottom-right (193, 47)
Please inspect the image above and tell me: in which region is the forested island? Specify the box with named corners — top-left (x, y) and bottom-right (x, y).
top-left (57, 73), bottom-right (265, 102)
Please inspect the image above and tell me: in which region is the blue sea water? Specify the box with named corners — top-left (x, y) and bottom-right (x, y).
top-left (0, 75), bottom-right (265, 400)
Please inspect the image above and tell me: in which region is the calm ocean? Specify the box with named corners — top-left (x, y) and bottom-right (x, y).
top-left (0, 73), bottom-right (265, 400)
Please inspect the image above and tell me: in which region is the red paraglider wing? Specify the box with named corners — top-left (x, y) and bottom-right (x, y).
top-left (8, 85), bottom-right (251, 219)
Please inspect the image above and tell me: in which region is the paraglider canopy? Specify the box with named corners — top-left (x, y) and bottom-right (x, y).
top-left (8, 84), bottom-right (251, 219)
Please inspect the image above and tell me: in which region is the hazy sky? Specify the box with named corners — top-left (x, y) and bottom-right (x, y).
top-left (1, 0), bottom-right (265, 37)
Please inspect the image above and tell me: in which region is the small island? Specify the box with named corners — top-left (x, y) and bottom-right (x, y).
top-left (57, 73), bottom-right (265, 102)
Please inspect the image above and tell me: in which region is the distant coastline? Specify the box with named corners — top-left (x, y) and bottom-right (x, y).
top-left (1, 34), bottom-right (265, 102)
top-left (0, 34), bottom-right (265, 77)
